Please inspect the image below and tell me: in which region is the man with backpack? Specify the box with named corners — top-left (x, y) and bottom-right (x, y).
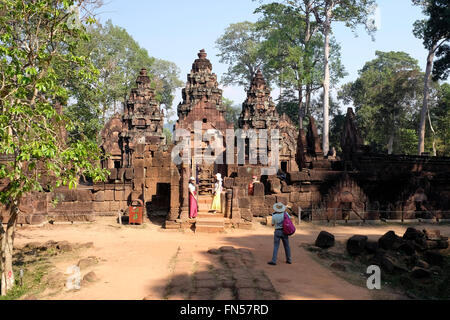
top-left (268, 202), bottom-right (294, 266)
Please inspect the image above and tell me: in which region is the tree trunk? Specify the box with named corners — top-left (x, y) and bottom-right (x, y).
top-left (418, 47), bottom-right (436, 155)
top-left (0, 201), bottom-right (18, 296)
top-left (387, 134), bottom-right (394, 155)
top-left (428, 108), bottom-right (437, 156)
top-left (306, 84), bottom-right (312, 116)
top-left (298, 86), bottom-right (304, 129)
top-left (322, 6), bottom-right (332, 156)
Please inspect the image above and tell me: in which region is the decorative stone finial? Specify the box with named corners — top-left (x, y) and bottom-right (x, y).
top-left (198, 49), bottom-right (207, 59)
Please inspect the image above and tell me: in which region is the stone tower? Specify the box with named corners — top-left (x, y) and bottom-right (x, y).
top-left (175, 49), bottom-right (230, 133)
top-left (238, 70), bottom-right (298, 172)
top-left (238, 69), bottom-right (279, 130)
top-left (175, 49), bottom-right (232, 195)
top-left (122, 68), bottom-right (165, 167)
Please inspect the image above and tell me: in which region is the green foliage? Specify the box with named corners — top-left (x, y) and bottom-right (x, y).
top-left (215, 21), bottom-right (269, 87)
top-left (223, 98), bottom-right (240, 129)
top-left (0, 0), bottom-right (109, 204)
top-left (413, 0), bottom-right (450, 81)
top-left (276, 90), bottom-right (302, 127)
top-left (66, 20), bottom-right (182, 141)
top-left (256, 2), bottom-right (346, 93)
top-left (429, 83), bottom-right (450, 155)
top-left (339, 51), bottom-right (424, 155)
top-left (163, 127), bottom-right (173, 145)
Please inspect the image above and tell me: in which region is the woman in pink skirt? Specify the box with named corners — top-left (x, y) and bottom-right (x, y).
top-left (189, 177), bottom-right (198, 218)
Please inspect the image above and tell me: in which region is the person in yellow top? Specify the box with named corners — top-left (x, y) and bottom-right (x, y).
top-left (211, 173), bottom-right (223, 212)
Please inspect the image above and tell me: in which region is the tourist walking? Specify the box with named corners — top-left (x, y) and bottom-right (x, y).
top-left (211, 173), bottom-right (223, 212)
top-left (268, 202), bottom-right (292, 265)
top-left (189, 177), bottom-right (198, 218)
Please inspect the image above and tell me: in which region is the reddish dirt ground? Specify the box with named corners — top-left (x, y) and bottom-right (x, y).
top-left (13, 218), bottom-right (450, 300)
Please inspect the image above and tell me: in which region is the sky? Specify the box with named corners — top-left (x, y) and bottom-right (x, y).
top-left (96, 0), bottom-right (433, 121)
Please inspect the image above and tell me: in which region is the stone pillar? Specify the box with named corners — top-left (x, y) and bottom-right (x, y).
top-left (179, 163), bottom-right (190, 221)
top-left (168, 167), bottom-right (181, 221)
top-left (231, 188), bottom-right (241, 221)
top-left (225, 190), bottom-right (232, 219)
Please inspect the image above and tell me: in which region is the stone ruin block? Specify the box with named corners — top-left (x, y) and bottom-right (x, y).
top-left (93, 183), bottom-right (105, 192)
top-left (159, 166), bottom-right (171, 179)
top-left (125, 168), bottom-right (134, 180)
top-left (153, 151), bottom-right (165, 166)
top-left (276, 195), bottom-right (289, 206)
top-left (76, 190), bottom-right (93, 202)
top-left (135, 144), bottom-right (145, 155)
top-left (93, 191), bottom-right (104, 202)
top-left (109, 201), bottom-right (121, 211)
top-left (288, 171), bottom-right (309, 183)
top-left (49, 201), bottom-right (92, 212)
top-left (250, 196), bottom-right (265, 207)
top-left (233, 177), bottom-right (250, 188)
top-left (134, 167), bottom-right (145, 179)
top-left (117, 168), bottom-right (126, 181)
top-left (264, 195), bottom-right (276, 208)
top-left (289, 192), bottom-right (300, 203)
top-left (108, 168), bottom-right (118, 180)
top-left (146, 167), bottom-right (159, 179)
top-left (253, 206), bottom-right (271, 217)
top-left (241, 208), bottom-right (252, 222)
top-left (52, 189), bottom-right (77, 202)
top-left (24, 214), bottom-right (47, 225)
top-left (281, 181), bottom-right (291, 193)
top-left (144, 178), bottom-right (154, 188)
top-left (232, 186), bottom-right (245, 198)
top-left (104, 183), bottom-right (117, 190)
top-left (133, 158), bottom-right (144, 167)
top-left (253, 182), bottom-right (265, 196)
top-left (268, 178), bottom-right (281, 194)
top-left (93, 202), bottom-right (109, 213)
top-left (114, 189), bottom-right (125, 201)
top-left (223, 177), bottom-right (234, 189)
top-left (104, 190), bottom-right (114, 201)
top-left (133, 178), bottom-right (145, 190)
top-left (238, 197), bottom-right (250, 209)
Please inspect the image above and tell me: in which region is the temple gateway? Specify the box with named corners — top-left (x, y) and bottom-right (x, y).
top-left (2, 50), bottom-right (450, 231)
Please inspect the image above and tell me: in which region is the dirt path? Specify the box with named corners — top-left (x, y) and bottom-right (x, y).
top-left (13, 218), bottom-right (450, 300)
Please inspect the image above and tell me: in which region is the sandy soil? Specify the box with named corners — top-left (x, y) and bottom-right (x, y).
top-left (13, 218), bottom-right (450, 300)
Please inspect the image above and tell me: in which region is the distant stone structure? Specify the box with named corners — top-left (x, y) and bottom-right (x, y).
top-left (2, 49), bottom-right (450, 230)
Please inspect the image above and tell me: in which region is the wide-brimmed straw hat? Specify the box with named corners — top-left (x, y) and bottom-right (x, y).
top-left (273, 202), bottom-right (286, 213)
top-left (215, 173), bottom-right (222, 181)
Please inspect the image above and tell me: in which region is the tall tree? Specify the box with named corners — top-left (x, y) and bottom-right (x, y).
top-left (413, 0), bottom-right (450, 155)
top-left (0, 0), bottom-right (108, 295)
top-left (215, 21), bottom-right (269, 87)
top-left (223, 97), bottom-right (241, 129)
top-left (339, 51), bottom-right (424, 155)
top-left (256, 2), bottom-right (346, 129)
top-left (72, 20), bottom-right (182, 125)
top-left (312, 0), bottom-right (377, 155)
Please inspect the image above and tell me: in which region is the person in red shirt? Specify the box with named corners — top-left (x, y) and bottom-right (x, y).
top-left (248, 176), bottom-right (258, 196)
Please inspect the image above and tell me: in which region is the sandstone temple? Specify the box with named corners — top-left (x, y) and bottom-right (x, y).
top-left (1, 49), bottom-right (450, 232)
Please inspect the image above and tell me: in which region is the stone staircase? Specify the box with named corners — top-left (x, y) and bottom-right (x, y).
top-left (195, 195), bottom-right (225, 233)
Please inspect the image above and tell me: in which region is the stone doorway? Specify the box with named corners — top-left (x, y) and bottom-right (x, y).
top-left (147, 183), bottom-right (171, 217)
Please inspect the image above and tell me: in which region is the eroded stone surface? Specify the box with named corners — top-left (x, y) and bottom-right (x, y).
top-left (163, 246), bottom-right (279, 300)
